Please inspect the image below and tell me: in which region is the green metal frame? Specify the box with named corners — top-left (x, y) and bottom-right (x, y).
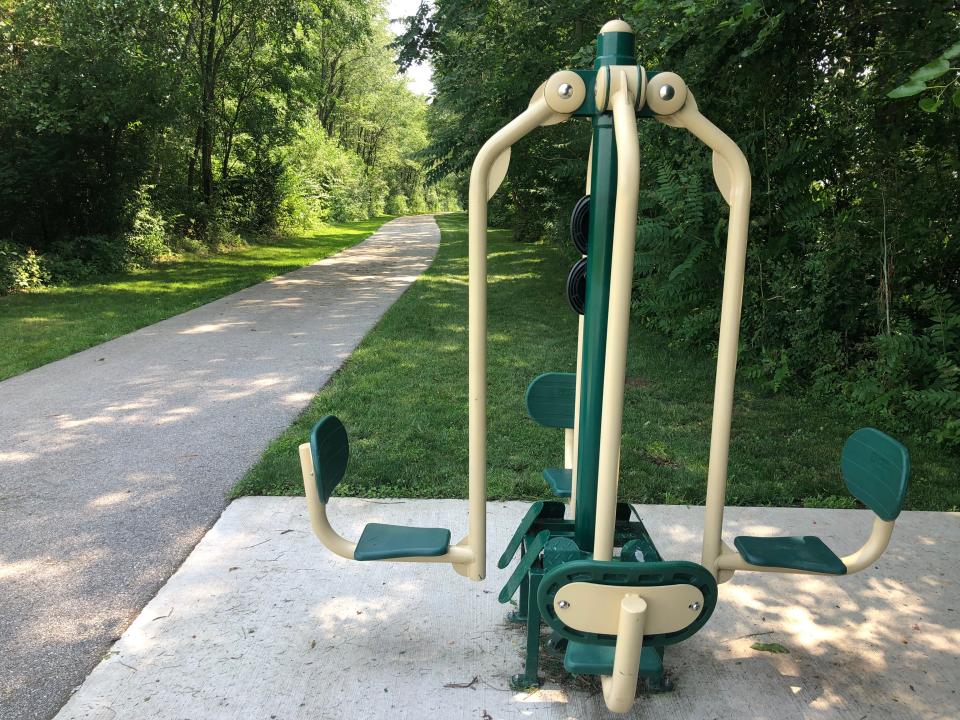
top-left (499, 501), bottom-right (670, 689)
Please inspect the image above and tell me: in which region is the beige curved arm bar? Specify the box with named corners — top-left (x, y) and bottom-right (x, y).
top-left (593, 71), bottom-right (641, 561)
top-left (464, 78), bottom-right (578, 580)
top-left (656, 92), bottom-right (753, 580)
top-left (299, 443), bottom-right (475, 565)
top-left (715, 517), bottom-right (896, 576)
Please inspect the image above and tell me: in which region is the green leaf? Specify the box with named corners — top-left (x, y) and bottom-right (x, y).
top-left (751, 642), bottom-right (790, 654)
top-left (953, 88), bottom-right (960, 108)
top-left (887, 80), bottom-right (927, 98)
top-left (941, 40), bottom-right (960, 60)
top-left (919, 97), bottom-right (940, 113)
top-left (910, 57), bottom-right (950, 82)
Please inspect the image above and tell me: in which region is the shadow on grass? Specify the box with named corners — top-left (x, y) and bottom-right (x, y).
top-left (0, 217), bottom-right (392, 380)
top-left (235, 213), bottom-right (960, 511)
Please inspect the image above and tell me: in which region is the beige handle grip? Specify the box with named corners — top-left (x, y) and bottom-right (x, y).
top-left (601, 594), bottom-right (648, 713)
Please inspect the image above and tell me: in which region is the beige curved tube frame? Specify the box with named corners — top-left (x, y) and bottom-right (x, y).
top-left (299, 74), bottom-right (577, 581)
top-left (464, 77), bottom-right (579, 580)
top-left (300, 443), bottom-right (474, 565)
top-left (715, 517), bottom-right (896, 576)
top-left (593, 71), bottom-right (641, 561)
top-left (661, 93), bottom-right (898, 581)
top-left (657, 93), bottom-right (751, 580)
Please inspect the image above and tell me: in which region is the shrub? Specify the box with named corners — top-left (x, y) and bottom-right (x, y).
top-left (409, 190), bottom-right (428, 214)
top-left (124, 187), bottom-right (170, 267)
top-left (47, 235), bottom-right (128, 280)
top-left (841, 285), bottom-right (960, 449)
top-left (386, 194), bottom-right (408, 216)
top-left (0, 242), bottom-right (48, 294)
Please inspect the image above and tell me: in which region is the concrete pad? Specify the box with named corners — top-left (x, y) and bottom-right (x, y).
top-left (55, 499), bottom-right (959, 720)
top-left (0, 216), bottom-right (438, 720)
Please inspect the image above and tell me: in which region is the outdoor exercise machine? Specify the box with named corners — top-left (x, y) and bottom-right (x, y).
top-left (297, 19), bottom-right (911, 714)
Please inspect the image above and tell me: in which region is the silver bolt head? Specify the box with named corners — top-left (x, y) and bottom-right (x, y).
top-left (558, 600), bottom-right (571, 609)
top-left (659, 84), bottom-right (676, 101)
top-left (557, 83), bottom-right (574, 99)
top-left (689, 601), bottom-right (701, 612)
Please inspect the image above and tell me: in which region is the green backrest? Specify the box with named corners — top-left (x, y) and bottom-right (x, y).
top-left (525, 372), bottom-right (576, 429)
top-left (310, 415), bottom-right (350, 504)
top-left (841, 427), bottom-right (910, 521)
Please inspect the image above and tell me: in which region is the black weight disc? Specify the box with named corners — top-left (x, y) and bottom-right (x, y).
top-left (569, 194), bottom-right (590, 255)
top-left (566, 257), bottom-right (588, 315)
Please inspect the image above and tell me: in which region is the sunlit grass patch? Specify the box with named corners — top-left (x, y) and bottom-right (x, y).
top-left (235, 213), bottom-right (959, 510)
top-left (0, 216), bottom-right (390, 380)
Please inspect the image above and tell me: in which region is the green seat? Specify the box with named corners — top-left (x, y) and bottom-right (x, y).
top-left (543, 467), bottom-right (572, 497)
top-left (355, 523), bottom-right (450, 561)
top-left (526, 373), bottom-right (576, 498)
top-left (526, 373), bottom-right (576, 428)
top-left (309, 416), bottom-right (451, 562)
top-left (734, 427), bottom-right (910, 575)
top-left (564, 640), bottom-right (663, 677)
top-left (733, 535), bottom-right (846, 575)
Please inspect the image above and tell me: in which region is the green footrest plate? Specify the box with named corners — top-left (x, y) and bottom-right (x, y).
top-left (354, 523), bottom-right (451, 561)
top-left (543, 468), bottom-right (572, 497)
top-left (564, 640), bottom-right (663, 677)
top-left (733, 535), bottom-right (846, 575)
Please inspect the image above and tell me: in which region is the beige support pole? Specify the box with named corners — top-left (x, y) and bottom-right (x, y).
top-left (593, 71), bottom-right (640, 561)
top-left (601, 594), bottom-right (647, 713)
top-left (564, 428), bottom-right (574, 468)
top-left (570, 139), bottom-right (593, 516)
top-left (571, 316), bottom-right (584, 515)
top-left (654, 89), bottom-right (752, 579)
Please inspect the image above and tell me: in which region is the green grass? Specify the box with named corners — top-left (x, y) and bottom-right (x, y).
top-left (233, 212), bottom-right (959, 511)
top-left (0, 217), bottom-right (391, 381)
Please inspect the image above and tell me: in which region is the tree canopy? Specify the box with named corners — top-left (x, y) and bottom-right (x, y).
top-left (397, 0), bottom-right (960, 449)
top-left (0, 0), bottom-right (455, 284)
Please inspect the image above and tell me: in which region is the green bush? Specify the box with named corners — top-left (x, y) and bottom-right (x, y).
top-left (409, 190), bottom-right (428, 214)
top-left (47, 235), bottom-right (128, 281)
top-left (0, 242), bottom-right (47, 294)
top-left (286, 120), bottom-right (375, 223)
top-left (386, 194), bottom-right (409, 216)
top-left (124, 188), bottom-right (170, 267)
top-left (843, 285), bottom-right (960, 449)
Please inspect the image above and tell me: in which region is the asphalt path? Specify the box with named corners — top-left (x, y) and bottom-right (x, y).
top-left (0, 215), bottom-right (440, 720)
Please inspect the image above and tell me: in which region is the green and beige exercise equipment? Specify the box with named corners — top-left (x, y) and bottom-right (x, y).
top-left (296, 19), bottom-right (911, 714)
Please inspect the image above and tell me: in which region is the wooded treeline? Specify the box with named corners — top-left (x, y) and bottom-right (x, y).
top-left (0, 0), bottom-right (454, 289)
top-left (398, 0), bottom-right (960, 449)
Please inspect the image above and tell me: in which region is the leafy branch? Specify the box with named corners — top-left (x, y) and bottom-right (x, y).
top-left (887, 39), bottom-right (960, 112)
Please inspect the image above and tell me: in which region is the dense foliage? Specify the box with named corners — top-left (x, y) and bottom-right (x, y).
top-left (0, 0), bottom-right (455, 290)
top-left (399, 1), bottom-right (960, 449)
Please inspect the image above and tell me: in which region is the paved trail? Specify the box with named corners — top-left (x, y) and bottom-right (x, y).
top-left (0, 215), bottom-right (440, 720)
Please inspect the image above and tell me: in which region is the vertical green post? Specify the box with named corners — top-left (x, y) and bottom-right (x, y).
top-left (573, 25), bottom-right (636, 551)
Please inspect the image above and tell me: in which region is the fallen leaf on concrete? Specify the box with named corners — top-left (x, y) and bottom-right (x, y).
top-left (751, 642), bottom-right (789, 654)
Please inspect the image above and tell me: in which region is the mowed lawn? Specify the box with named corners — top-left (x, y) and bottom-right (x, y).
top-left (0, 217), bottom-right (390, 381)
top-left (234, 212), bottom-right (959, 511)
